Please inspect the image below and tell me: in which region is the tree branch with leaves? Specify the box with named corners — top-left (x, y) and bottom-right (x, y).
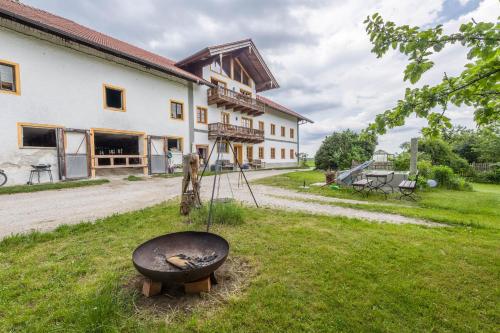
top-left (363, 13), bottom-right (499, 137)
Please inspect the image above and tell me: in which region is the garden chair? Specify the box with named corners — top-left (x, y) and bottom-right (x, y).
top-left (398, 172), bottom-right (419, 201)
top-left (352, 174), bottom-right (373, 196)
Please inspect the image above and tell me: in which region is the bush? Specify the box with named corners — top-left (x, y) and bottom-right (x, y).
top-left (189, 201), bottom-right (245, 226)
top-left (417, 160), bottom-right (433, 178)
top-left (471, 164), bottom-right (500, 184)
top-left (431, 165), bottom-right (471, 191)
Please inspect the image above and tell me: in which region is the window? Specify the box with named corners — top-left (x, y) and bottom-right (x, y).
top-left (196, 107), bottom-right (208, 124)
top-left (0, 61), bottom-right (20, 94)
top-left (281, 148), bottom-right (286, 159)
top-left (19, 124), bottom-right (58, 148)
top-left (258, 121), bottom-right (264, 131)
top-left (217, 142), bottom-right (229, 153)
top-left (222, 112), bottom-right (230, 124)
top-left (281, 126), bottom-right (286, 137)
top-left (233, 59), bottom-right (251, 86)
top-left (170, 100), bottom-right (184, 120)
top-left (258, 147), bottom-right (264, 159)
top-left (290, 149), bottom-right (295, 159)
top-left (290, 128), bottom-right (295, 139)
top-left (270, 148), bottom-right (276, 159)
top-left (167, 137), bottom-right (182, 151)
top-left (222, 57), bottom-right (231, 77)
top-left (103, 85), bottom-right (125, 111)
top-left (270, 124), bottom-right (276, 135)
top-left (242, 117), bottom-right (253, 129)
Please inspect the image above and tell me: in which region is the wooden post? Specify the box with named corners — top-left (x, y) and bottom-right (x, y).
top-left (142, 279), bottom-right (162, 297)
top-left (180, 153), bottom-right (201, 215)
top-left (410, 138), bottom-right (418, 175)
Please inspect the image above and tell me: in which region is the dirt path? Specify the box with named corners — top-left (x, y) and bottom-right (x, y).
top-left (0, 169), bottom-right (296, 238)
top-left (0, 169), bottom-right (443, 238)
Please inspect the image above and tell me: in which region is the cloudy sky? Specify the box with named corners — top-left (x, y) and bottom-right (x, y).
top-left (23, 0), bottom-right (499, 155)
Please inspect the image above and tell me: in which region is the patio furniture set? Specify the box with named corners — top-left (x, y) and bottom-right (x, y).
top-left (352, 170), bottom-right (419, 200)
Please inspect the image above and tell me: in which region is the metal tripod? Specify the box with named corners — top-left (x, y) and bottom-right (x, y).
top-left (198, 136), bottom-right (259, 231)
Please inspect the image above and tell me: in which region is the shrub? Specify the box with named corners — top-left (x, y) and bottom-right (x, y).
top-left (471, 164), bottom-right (500, 184)
top-left (189, 201), bottom-right (245, 226)
top-left (417, 160), bottom-right (433, 178)
top-left (431, 165), bottom-right (472, 191)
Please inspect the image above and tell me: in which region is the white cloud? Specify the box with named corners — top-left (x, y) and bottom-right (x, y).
top-left (23, 0), bottom-right (498, 156)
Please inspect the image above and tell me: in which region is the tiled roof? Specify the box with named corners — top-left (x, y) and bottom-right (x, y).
top-left (0, 0), bottom-right (312, 123)
top-left (257, 95), bottom-right (313, 123)
top-left (0, 0), bottom-right (203, 83)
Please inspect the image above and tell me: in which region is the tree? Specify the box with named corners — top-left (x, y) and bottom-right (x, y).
top-left (363, 13), bottom-right (499, 137)
top-left (473, 124), bottom-right (500, 162)
top-left (314, 130), bottom-right (377, 170)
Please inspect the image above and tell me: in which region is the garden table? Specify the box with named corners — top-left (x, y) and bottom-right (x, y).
top-left (365, 171), bottom-right (394, 198)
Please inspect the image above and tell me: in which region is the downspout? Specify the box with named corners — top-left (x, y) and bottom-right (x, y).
top-left (296, 119), bottom-right (300, 166)
top-left (188, 82), bottom-right (195, 153)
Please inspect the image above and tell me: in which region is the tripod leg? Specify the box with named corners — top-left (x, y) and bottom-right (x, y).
top-left (228, 141), bottom-right (258, 208)
top-left (198, 138), bottom-right (218, 184)
top-left (207, 137), bottom-right (222, 232)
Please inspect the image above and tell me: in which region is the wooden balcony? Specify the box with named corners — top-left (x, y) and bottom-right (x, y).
top-left (207, 86), bottom-right (265, 116)
top-left (208, 123), bottom-right (265, 143)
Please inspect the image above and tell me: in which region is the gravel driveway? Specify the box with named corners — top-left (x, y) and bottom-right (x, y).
top-left (0, 169), bottom-right (442, 238)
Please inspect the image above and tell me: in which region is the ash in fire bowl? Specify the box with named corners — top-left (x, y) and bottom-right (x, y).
top-left (133, 231), bottom-right (229, 284)
top-left (151, 248), bottom-right (219, 272)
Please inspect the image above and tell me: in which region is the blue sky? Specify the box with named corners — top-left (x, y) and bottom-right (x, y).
top-left (23, 0), bottom-right (499, 155)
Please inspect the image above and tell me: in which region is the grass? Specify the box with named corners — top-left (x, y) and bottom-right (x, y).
top-left (189, 201), bottom-right (245, 226)
top-left (254, 170), bottom-right (500, 229)
top-left (0, 202), bottom-right (498, 332)
top-left (0, 179), bottom-right (109, 195)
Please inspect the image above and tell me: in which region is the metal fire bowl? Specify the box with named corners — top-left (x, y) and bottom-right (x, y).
top-left (132, 231), bottom-right (229, 283)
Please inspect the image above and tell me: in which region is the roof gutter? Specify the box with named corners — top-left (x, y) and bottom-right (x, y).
top-left (0, 8), bottom-right (208, 86)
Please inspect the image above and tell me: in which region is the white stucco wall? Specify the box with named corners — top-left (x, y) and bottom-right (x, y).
top-left (1, 26), bottom-right (191, 184)
top-left (1, 25), bottom-right (301, 185)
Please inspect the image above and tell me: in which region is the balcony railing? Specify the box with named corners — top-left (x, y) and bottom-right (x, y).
top-left (207, 86), bottom-right (266, 116)
top-left (208, 122), bottom-right (265, 143)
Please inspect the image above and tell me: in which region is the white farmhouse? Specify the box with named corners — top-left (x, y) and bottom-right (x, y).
top-left (0, 0), bottom-right (312, 185)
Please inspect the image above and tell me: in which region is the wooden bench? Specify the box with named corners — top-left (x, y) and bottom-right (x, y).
top-left (216, 159), bottom-right (234, 171)
top-left (398, 172), bottom-right (419, 201)
top-left (250, 159), bottom-right (265, 169)
top-left (352, 176), bottom-right (373, 195)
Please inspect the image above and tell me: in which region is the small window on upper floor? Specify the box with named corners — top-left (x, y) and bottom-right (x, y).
top-left (233, 59), bottom-right (251, 86)
top-left (104, 85), bottom-right (125, 111)
top-left (290, 128), bottom-right (295, 139)
top-left (0, 61), bottom-right (20, 94)
top-left (20, 125), bottom-right (57, 148)
top-left (281, 126), bottom-right (286, 137)
top-left (270, 124), bottom-right (276, 135)
top-left (197, 107), bottom-right (208, 124)
top-left (258, 121), bottom-right (264, 131)
top-left (170, 101), bottom-right (184, 120)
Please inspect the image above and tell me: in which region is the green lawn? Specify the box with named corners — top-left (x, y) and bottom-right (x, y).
top-left (254, 170), bottom-right (500, 229)
top-left (0, 202), bottom-right (498, 332)
top-left (0, 179), bottom-right (109, 195)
